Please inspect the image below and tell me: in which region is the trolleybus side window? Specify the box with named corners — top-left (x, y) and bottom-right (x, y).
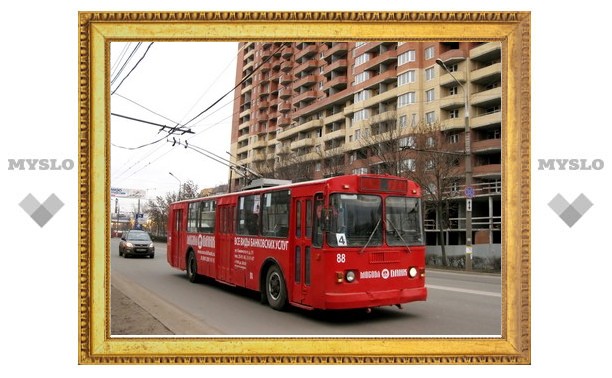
top-left (313, 193), bottom-right (324, 247)
top-left (198, 200), bottom-right (216, 233)
top-left (187, 202), bottom-right (199, 232)
top-left (261, 190), bottom-right (290, 237)
top-left (237, 194), bottom-right (260, 236)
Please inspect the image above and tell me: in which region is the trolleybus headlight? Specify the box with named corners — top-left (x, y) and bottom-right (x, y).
top-left (345, 270), bottom-right (356, 283)
top-left (408, 267), bottom-right (418, 278)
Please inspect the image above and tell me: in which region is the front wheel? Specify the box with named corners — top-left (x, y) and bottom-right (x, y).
top-left (186, 250), bottom-right (200, 283)
top-left (265, 265), bottom-right (287, 311)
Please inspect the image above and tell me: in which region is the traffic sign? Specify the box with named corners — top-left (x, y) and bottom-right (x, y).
top-left (465, 186), bottom-right (475, 198)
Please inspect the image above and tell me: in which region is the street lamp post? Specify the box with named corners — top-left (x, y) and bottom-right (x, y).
top-left (169, 172), bottom-right (182, 200)
top-left (436, 58), bottom-right (472, 271)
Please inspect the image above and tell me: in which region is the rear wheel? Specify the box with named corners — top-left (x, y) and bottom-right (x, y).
top-left (265, 265), bottom-right (287, 310)
top-left (186, 251), bottom-right (200, 283)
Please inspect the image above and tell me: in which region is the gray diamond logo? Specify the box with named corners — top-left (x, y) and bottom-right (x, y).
top-left (548, 193), bottom-right (593, 227)
top-left (19, 193), bottom-right (64, 227)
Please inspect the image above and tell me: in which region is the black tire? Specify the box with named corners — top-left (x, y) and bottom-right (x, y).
top-left (265, 264), bottom-right (288, 311)
top-left (119, 248), bottom-right (123, 257)
top-left (186, 251), bottom-right (200, 283)
top-left (149, 252), bottom-right (155, 259)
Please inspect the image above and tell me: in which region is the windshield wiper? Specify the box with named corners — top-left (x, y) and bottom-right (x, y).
top-left (386, 217), bottom-right (412, 253)
top-left (358, 217), bottom-right (382, 254)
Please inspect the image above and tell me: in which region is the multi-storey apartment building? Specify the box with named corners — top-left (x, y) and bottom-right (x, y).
top-left (229, 41), bottom-right (502, 268)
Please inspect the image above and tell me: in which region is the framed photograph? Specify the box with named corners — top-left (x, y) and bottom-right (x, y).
top-left (78, 10), bottom-right (530, 364)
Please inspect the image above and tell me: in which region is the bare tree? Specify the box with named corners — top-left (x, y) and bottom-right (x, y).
top-left (361, 115), bottom-right (464, 266)
top-left (145, 180), bottom-right (200, 238)
top-left (317, 140), bottom-right (346, 178)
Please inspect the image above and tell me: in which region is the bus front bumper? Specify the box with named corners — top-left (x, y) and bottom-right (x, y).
top-left (322, 287), bottom-right (427, 310)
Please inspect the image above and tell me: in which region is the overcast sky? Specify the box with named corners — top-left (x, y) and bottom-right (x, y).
top-left (110, 41), bottom-right (240, 210)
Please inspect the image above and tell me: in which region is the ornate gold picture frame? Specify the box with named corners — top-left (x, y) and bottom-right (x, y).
top-left (78, 11), bottom-right (530, 364)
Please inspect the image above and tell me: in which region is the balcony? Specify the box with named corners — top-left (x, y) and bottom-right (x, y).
top-left (259, 62), bottom-right (271, 72)
top-left (280, 61), bottom-right (293, 72)
top-left (353, 70), bottom-right (397, 91)
top-left (439, 94), bottom-right (465, 110)
top-left (282, 46), bottom-right (293, 59)
top-left (471, 86), bottom-right (502, 107)
top-left (438, 70), bottom-right (466, 87)
top-left (323, 128), bottom-right (345, 142)
top-left (471, 62), bottom-right (502, 85)
top-left (437, 49), bottom-right (467, 66)
top-left (278, 100), bottom-right (291, 113)
top-left (360, 50), bottom-right (397, 71)
top-left (292, 90), bottom-right (317, 105)
top-left (472, 138), bottom-right (501, 153)
top-left (323, 111), bottom-right (345, 125)
top-left (440, 117), bottom-right (465, 131)
top-left (277, 118), bottom-right (323, 141)
top-left (323, 42), bottom-right (349, 61)
top-left (279, 73), bottom-right (293, 85)
top-left (323, 76), bottom-right (348, 92)
top-left (473, 163), bottom-right (502, 178)
top-left (294, 59), bottom-right (318, 75)
top-left (471, 110), bottom-right (502, 129)
top-left (470, 42), bottom-right (501, 62)
top-left (278, 115), bottom-right (291, 127)
top-left (295, 44), bottom-right (318, 61)
top-left (257, 100), bottom-right (269, 110)
top-left (323, 59), bottom-right (348, 77)
top-left (294, 74), bottom-right (317, 89)
top-left (291, 137), bottom-right (316, 150)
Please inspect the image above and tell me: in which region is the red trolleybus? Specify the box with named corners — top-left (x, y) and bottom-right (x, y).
top-left (167, 174), bottom-right (427, 311)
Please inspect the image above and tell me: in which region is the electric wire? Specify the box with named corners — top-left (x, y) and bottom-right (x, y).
top-left (110, 42), bottom-right (142, 86)
top-left (111, 42), bottom-right (155, 95)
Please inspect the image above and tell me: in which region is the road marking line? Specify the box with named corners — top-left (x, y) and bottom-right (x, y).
top-left (427, 284), bottom-right (502, 298)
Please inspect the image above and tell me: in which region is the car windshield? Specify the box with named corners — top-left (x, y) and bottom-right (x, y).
top-left (327, 194), bottom-right (382, 247)
top-left (385, 197), bottom-right (423, 246)
top-left (127, 232), bottom-right (151, 241)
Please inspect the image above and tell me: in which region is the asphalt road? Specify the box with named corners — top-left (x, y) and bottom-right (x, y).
top-left (110, 238), bottom-right (502, 336)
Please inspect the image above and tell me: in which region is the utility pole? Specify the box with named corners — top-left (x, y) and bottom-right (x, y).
top-left (436, 58), bottom-right (472, 271)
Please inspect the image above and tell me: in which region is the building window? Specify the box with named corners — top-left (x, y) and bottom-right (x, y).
top-left (353, 71), bottom-right (371, 85)
top-left (411, 113), bottom-right (418, 127)
top-left (448, 133), bottom-right (460, 144)
top-left (352, 167), bottom-right (368, 174)
top-left (398, 50), bottom-right (416, 65)
top-left (401, 158), bottom-right (416, 172)
top-left (425, 67), bottom-right (435, 81)
top-left (354, 129), bottom-right (361, 140)
top-left (426, 111), bottom-right (436, 124)
top-left (424, 46), bottom-right (435, 60)
top-left (398, 115), bottom-right (407, 129)
top-left (399, 136), bottom-right (416, 150)
top-left (355, 53), bottom-right (371, 66)
top-left (425, 89), bottom-right (435, 103)
top-left (449, 86), bottom-right (458, 95)
top-left (352, 109), bottom-right (370, 122)
top-left (449, 109), bottom-right (459, 119)
top-left (354, 90), bottom-right (371, 103)
top-left (397, 70), bottom-right (415, 86)
top-left (398, 92), bottom-right (416, 108)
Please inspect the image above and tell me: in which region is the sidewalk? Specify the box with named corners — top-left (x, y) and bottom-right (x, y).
top-left (110, 284), bottom-right (174, 335)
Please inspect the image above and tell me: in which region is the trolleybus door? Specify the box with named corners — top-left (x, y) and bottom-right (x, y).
top-left (169, 208), bottom-right (183, 268)
top-left (292, 197), bottom-right (313, 305)
top-left (217, 204), bottom-right (234, 283)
